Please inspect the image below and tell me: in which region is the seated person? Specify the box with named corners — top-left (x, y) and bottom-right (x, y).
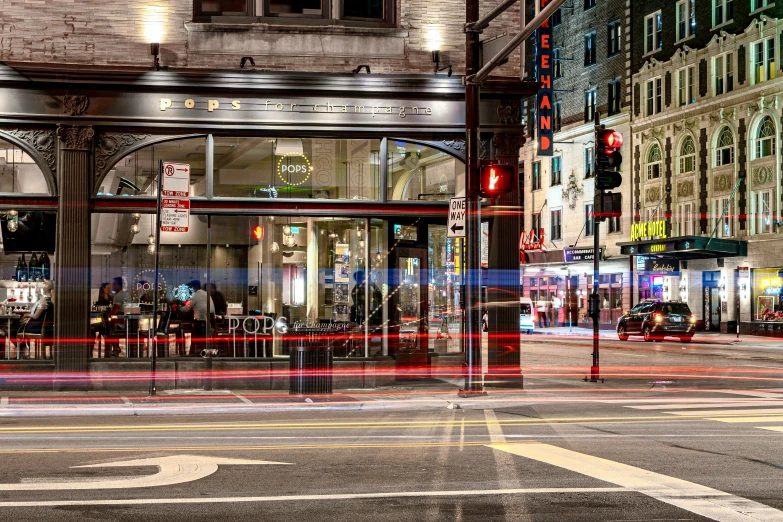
top-left (106, 277), bottom-right (130, 357)
top-left (16, 280), bottom-right (54, 359)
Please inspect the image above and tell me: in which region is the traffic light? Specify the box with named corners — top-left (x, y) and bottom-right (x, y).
top-left (595, 128), bottom-right (623, 191)
top-left (479, 163), bottom-right (515, 198)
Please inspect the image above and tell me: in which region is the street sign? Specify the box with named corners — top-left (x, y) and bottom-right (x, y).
top-left (448, 197), bottom-right (466, 238)
top-left (162, 162), bottom-right (190, 197)
top-left (160, 198), bottom-right (190, 232)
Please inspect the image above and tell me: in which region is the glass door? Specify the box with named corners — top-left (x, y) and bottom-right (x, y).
top-left (394, 247), bottom-right (427, 352)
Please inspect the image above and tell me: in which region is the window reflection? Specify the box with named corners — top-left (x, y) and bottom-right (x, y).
top-left (388, 142), bottom-right (464, 201)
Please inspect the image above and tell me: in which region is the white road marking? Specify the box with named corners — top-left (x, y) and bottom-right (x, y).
top-left (612, 352), bottom-right (647, 357)
top-left (0, 487), bottom-right (629, 508)
top-left (629, 401), bottom-right (783, 410)
top-left (484, 410), bottom-right (526, 520)
top-left (490, 442), bottom-right (783, 522)
top-left (704, 416), bottom-right (783, 424)
top-left (0, 455), bottom-right (290, 491)
top-left (759, 427), bottom-right (783, 433)
top-left (233, 394), bottom-right (254, 405)
top-left (120, 397), bottom-right (131, 405)
top-left (0, 397), bottom-right (7, 408)
top-left (668, 408), bottom-right (783, 417)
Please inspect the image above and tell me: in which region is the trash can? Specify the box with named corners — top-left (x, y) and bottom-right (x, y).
top-left (288, 330), bottom-right (333, 395)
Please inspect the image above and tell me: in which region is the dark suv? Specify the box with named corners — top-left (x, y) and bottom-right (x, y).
top-left (617, 300), bottom-right (696, 342)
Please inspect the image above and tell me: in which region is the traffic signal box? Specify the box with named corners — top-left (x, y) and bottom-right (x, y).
top-left (479, 163), bottom-right (515, 198)
top-left (595, 129), bottom-right (623, 191)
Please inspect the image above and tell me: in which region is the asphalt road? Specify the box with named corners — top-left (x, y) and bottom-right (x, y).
top-left (0, 335), bottom-right (782, 521)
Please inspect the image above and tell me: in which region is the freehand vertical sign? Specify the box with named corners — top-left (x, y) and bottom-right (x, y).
top-left (536, 0), bottom-right (553, 157)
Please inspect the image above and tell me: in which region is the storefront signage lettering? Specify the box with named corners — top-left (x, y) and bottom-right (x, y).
top-left (761, 277), bottom-right (783, 294)
top-left (631, 219), bottom-right (667, 242)
top-left (159, 98), bottom-right (432, 119)
top-left (644, 259), bottom-right (680, 274)
top-left (563, 247), bottom-right (603, 263)
top-left (649, 243), bottom-right (667, 253)
top-left (277, 153), bottom-right (312, 186)
top-left (535, 0), bottom-right (553, 156)
top-left (227, 315), bottom-right (288, 336)
top-left (519, 229), bottom-right (545, 251)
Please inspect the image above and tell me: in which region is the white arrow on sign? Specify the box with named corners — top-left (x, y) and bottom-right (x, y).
top-left (0, 455), bottom-right (292, 491)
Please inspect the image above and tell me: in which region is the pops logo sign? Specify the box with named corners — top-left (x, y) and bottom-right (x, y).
top-left (277, 153), bottom-right (312, 186)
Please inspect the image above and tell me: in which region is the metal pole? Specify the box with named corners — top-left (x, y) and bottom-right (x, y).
top-left (150, 160), bottom-right (163, 397)
top-left (590, 113), bottom-right (600, 383)
top-left (460, 0), bottom-right (484, 396)
top-left (468, 0), bottom-right (519, 32)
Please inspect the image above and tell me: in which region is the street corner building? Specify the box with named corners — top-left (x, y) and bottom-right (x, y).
top-left (0, 0), bottom-right (534, 390)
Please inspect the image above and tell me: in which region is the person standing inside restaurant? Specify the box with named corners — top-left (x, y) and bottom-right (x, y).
top-left (208, 283), bottom-right (228, 316)
top-left (91, 282), bottom-right (112, 356)
top-left (106, 277), bottom-right (130, 357)
top-left (181, 280), bottom-right (215, 355)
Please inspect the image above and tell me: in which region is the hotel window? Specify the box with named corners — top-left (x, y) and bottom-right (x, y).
top-left (754, 190), bottom-right (773, 234)
top-left (755, 116), bottom-right (776, 159)
top-left (194, 0), bottom-right (394, 24)
top-left (679, 136), bottom-right (696, 175)
top-left (645, 77), bottom-right (662, 116)
top-left (714, 53), bottom-right (734, 95)
top-left (584, 0), bottom-right (596, 9)
top-left (584, 32), bottom-right (597, 66)
top-left (645, 207), bottom-right (660, 223)
top-left (677, 65), bottom-right (695, 106)
top-left (608, 20), bottom-right (621, 56)
top-left (585, 204), bottom-right (594, 236)
top-left (532, 212), bottom-right (542, 235)
top-left (715, 126), bottom-right (735, 167)
top-left (712, 0), bottom-right (733, 27)
top-left (676, 0), bottom-right (695, 41)
top-left (753, 37), bottom-right (776, 84)
top-left (646, 144), bottom-right (662, 181)
top-left (584, 88), bottom-right (597, 123)
top-left (195, 0), bottom-right (251, 17)
top-left (608, 211), bottom-right (621, 233)
top-left (644, 11), bottom-right (662, 55)
top-left (551, 156), bottom-right (562, 186)
top-left (751, 0), bottom-right (773, 11)
top-left (532, 161), bottom-right (541, 190)
top-left (553, 101), bottom-right (562, 133)
top-left (677, 202), bottom-right (697, 236)
top-left (585, 146), bottom-right (595, 178)
top-left (714, 197), bottom-right (734, 238)
top-left (551, 209), bottom-right (562, 241)
top-left (608, 80), bottom-right (621, 115)
top-left (553, 48), bottom-right (563, 78)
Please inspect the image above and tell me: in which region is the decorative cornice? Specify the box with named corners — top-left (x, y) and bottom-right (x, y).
top-left (61, 91), bottom-right (90, 117)
top-left (1, 128), bottom-right (56, 174)
top-left (95, 132), bottom-right (153, 176)
top-left (56, 125), bottom-right (94, 150)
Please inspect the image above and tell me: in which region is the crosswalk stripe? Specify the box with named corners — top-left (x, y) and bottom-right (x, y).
top-left (705, 416), bottom-right (783, 424)
top-left (668, 408), bottom-right (783, 416)
top-left (628, 401), bottom-right (783, 410)
top-left (759, 427), bottom-right (783, 432)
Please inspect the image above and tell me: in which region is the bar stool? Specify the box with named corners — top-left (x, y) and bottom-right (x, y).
top-left (16, 333), bottom-right (51, 360)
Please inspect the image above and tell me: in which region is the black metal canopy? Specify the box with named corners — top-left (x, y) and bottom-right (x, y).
top-left (618, 236), bottom-right (747, 260)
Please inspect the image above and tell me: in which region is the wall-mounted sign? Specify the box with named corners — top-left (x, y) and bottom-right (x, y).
top-left (447, 197), bottom-right (466, 238)
top-left (635, 255), bottom-right (650, 271)
top-left (519, 228), bottom-right (545, 251)
top-left (644, 259), bottom-right (680, 274)
top-left (277, 152), bottom-right (312, 186)
top-left (564, 247), bottom-right (603, 263)
top-left (761, 276), bottom-right (783, 294)
top-left (161, 162), bottom-right (190, 197)
top-left (535, 0), bottom-right (553, 157)
top-left (160, 198), bottom-right (190, 232)
top-left (394, 224), bottom-right (418, 241)
top-left (630, 219), bottom-right (667, 242)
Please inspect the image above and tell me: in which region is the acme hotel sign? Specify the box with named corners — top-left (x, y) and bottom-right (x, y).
top-left (159, 97), bottom-right (433, 119)
top-left (630, 219), bottom-right (667, 242)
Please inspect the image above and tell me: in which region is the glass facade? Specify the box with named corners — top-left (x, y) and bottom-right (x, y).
top-left (751, 268), bottom-right (783, 322)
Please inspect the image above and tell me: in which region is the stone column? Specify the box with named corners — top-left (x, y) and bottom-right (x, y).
top-left (53, 125), bottom-right (93, 382)
top-left (486, 127), bottom-right (525, 387)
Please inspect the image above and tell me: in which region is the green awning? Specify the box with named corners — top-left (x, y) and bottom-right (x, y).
top-left (618, 236), bottom-right (747, 260)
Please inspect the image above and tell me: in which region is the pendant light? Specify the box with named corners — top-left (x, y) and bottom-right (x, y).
top-left (7, 149), bottom-right (17, 231)
top-left (147, 215), bottom-right (155, 255)
top-left (130, 212), bottom-right (141, 234)
top-left (270, 241), bottom-right (280, 253)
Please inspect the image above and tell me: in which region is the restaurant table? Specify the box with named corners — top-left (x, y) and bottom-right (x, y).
top-left (0, 314), bottom-right (20, 359)
top-left (113, 314), bottom-right (156, 358)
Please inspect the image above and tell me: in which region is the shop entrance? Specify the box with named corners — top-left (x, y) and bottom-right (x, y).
top-left (703, 271), bottom-right (721, 331)
top-left (391, 246), bottom-right (429, 374)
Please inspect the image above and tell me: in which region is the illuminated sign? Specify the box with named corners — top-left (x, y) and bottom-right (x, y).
top-left (563, 247), bottom-right (603, 263)
top-left (277, 153), bottom-right (312, 186)
top-left (519, 228), bottom-right (545, 251)
top-left (644, 259), bottom-right (679, 273)
top-left (252, 225), bottom-right (264, 241)
top-left (535, 0), bottom-right (553, 156)
top-left (630, 219), bottom-right (667, 242)
top-left (649, 243), bottom-right (666, 253)
top-left (761, 277), bottom-right (783, 294)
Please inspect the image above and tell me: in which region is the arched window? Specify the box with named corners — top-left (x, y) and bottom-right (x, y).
top-left (0, 137), bottom-right (50, 195)
top-left (715, 126), bottom-right (734, 167)
top-left (755, 116), bottom-right (776, 159)
top-left (389, 142), bottom-right (464, 201)
top-left (679, 136), bottom-right (696, 175)
top-left (646, 143), bottom-right (662, 180)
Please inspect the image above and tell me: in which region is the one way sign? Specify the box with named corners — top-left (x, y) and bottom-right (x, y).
top-left (447, 197), bottom-right (466, 238)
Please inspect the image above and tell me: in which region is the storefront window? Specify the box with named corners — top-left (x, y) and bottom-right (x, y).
top-left (388, 142), bottom-right (464, 201)
top-left (752, 268), bottom-right (783, 322)
top-left (429, 225), bottom-right (462, 352)
top-left (213, 137), bottom-right (381, 200)
top-left (96, 137), bottom-right (207, 198)
top-left (0, 137), bottom-right (50, 195)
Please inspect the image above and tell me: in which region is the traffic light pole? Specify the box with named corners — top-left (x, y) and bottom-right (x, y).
top-left (590, 112), bottom-right (601, 383)
top-left (459, 0), bottom-right (484, 396)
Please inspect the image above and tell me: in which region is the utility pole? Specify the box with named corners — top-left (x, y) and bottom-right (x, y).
top-left (460, 0), bottom-right (484, 396)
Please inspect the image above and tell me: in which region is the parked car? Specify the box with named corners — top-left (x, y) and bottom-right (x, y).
top-left (617, 300), bottom-right (696, 342)
top-left (520, 297), bottom-right (535, 334)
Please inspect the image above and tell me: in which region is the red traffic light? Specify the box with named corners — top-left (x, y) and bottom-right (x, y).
top-left (598, 130), bottom-right (623, 150)
top-left (479, 163), bottom-right (515, 198)
top-left (252, 225), bottom-right (264, 241)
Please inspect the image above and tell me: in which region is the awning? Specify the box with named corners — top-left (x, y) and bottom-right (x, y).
top-left (618, 236), bottom-right (747, 260)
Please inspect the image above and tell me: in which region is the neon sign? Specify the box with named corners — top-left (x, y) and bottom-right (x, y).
top-left (277, 152), bottom-right (312, 186)
top-left (761, 277), bottom-right (783, 294)
top-left (631, 219), bottom-right (667, 241)
top-left (519, 228), bottom-right (545, 251)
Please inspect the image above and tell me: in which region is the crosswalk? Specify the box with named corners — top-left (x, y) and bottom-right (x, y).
top-left (603, 394), bottom-right (783, 433)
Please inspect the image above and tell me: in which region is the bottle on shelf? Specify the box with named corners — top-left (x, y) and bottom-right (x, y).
top-left (19, 254), bottom-right (27, 282)
top-left (39, 251), bottom-right (51, 280)
top-left (28, 252), bottom-right (39, 282)
top-left (15, 256), bottom-right (24, 282)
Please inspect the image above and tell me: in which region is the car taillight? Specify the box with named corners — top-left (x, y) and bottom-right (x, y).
top-left (689, 315), bottom-right (696, 324)
top-left (654, 313), bottom-right (663, 323)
